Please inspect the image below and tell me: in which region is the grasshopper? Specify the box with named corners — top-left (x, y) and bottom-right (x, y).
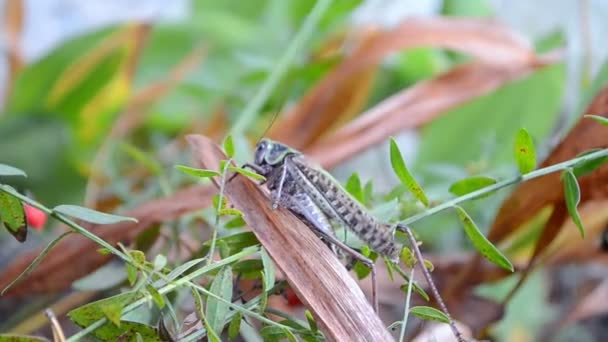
top-left (241, 138), bottom-right (464, 341)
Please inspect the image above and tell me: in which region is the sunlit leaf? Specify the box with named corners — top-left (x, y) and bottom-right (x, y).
top-left (345, 172), bottom-right (364, 203)
top-left (562, 169), bottom-right (585, 238)
top-left (389, 137), bottom-right (429, 206)
top-left (514, 128), bottom-right (536, 174)
top-left (228, 165), bottom-right (266, 181)
top-left (218, 208), bottom-right (243, 217)
top-left (0, 163), bottom-right (27, 177)
top-left (223, 135), bottom-right (235, 158)
top-left (53, 204), bottom-right (137, 224)
top-left (409, 306), bottom-right (450, 323)
top-left (206, 266), bottom-right (233, 336)
top-left (175, 165), bottom-right (220, 178)
top-left (153, 254), bottom-right (167, 272)
top-left (584, 114), bottom-right (608, 126)
top-left (448, 175), bottom-right (497, 196)
top-left (454, 205), bottom-right (513, 271)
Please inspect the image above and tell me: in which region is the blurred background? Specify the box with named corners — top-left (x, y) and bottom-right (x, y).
top-left (1, 0), bottom-right (608, 341)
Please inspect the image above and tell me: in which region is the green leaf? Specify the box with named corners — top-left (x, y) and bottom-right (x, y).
top-left (572, 149), bottom-right (608, 177)
top-left (260, 326), bottom-right (295, 342)
top-left (409, 306), bottom-right (450, 323)
top-left (101, 301), bottom-right (125, 327)
top-left (175, 165), bottom-right (220, 178)
top-left (514, 128), bottom-right (537, 174)
top-left (68, 292), bottom-right (159, 341)
top-left (584, 114), bottom-right (608, 126)
top-left (562, 170), bottom-right (585, 238)
top-left (224, 135), bottom-right (235, 158)
top-left (53, 204), bottom-right (138, 224)
top-left (305, 310), bottom-right (318, 332)
top-left (345, 172), bottom-right (364, 203)
top-left (0, 190), bottom-right (27, 242)
top-left (228, 165), bottom-right (266, 181)
top-left (146, 285), bottom-right (165, 309)
top-left (259, 272), bottom-right (268, 312)
top-left (219, 208), bottom-right (243, 217)
top-left (206, 266), bottom-right (233, 336)
top-left (164, 257), bottom-right (206, 282)
top-left (448, 176), bottom-right (497, 196)
top-left (260, 248), bottom-right (275, 290)
top-left (454, 206), bottom-right (513, 271)
top-left (126, 264), bottom-right (138, 286)
top-left (0, 164), bottom-right (27, 177)
top-left (225, 216), bottom-right (246, 229)
top-left (228, 311), bottom-right (243, 340)
top-left (389, 137), bottom-right (429, 206)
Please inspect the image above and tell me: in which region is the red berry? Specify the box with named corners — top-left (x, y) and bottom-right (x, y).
top-left (24, 204), bottom-right (47, 231)
top-left (285, 287), bottom-right (302, 307)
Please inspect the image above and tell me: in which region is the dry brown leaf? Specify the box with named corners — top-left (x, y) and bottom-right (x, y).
top-left (0, 185), bottom-right (214, 297)
top-left (269, 17), bottom-right (538, 151)
top-left (186, 134), bottom-right (392, 342)
top-left (307, 59), bottom-right (555, 168)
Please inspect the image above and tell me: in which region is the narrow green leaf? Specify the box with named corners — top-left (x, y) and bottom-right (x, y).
top-left (175, 165), bottom-right (220, 178)
top-left (562, 170), bottom-right (585, 237)
top-left (0, 164), bottom-right (27, 177)
top-left (455, 206), bottom-right (514, 271)
top-left (305, 310), bottom-right (317, 332)
top-left (0, 190), bottom-right (27, 242)
top-left (448, 176), bottom-right (497, 196)
top-left (164, 257), bottom-right (206, 282)
top-left (146, 285), bottom-right (165, 309)
top-left (228, 311), bottom-right (242, 340)
top-left (283, 328), bottom-right (298, 342)
top-left (259, 272), bottom-right (268, 312)
top-left (53, 204), bottom-right (138, 224)
top-left (514, 128), bottom-right (536, 174)
top-left (1, 231), bottom-right (72, 295)
top-left (193, 289), bottom-right (221, 342)
top-left (389, 137), bottom-right (429, 206)
top-left (260, 248), bottom-right (275, 290)
top-left (206, 266), bottom-right (233, 336)
top-left (572, 149), bottom-right (608, 177)
top-left (228, 165), bottom-right (266, 181)
top-left (409, 306), bottom-right (450, 323)
top-left (584, 114), bottom-right (608, 126)
top-left (223, 135), bottom-right (235, 158)
top-left (345, 172), bottom-right (364, 203)
top-left (225, 216), bottom-right (246, 229)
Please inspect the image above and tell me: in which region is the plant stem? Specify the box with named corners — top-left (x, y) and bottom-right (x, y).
top-left (400, 148), bottom-right (608, 226)
top-left (229, 0), bottom-right (333, 135)
top-left (398, 267), bottom-right (415, 342)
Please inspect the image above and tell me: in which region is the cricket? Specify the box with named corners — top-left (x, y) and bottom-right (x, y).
top-left (239, 138), bottom-right (465, 342)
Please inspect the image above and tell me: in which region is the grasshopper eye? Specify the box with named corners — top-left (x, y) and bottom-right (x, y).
top-left (254, 141), bottom-right (268, 165)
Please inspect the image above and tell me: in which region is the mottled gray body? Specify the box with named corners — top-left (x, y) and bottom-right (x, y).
top-left (262, 153), bottom-right (401, 261)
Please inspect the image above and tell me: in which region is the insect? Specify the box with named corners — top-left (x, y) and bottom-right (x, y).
top-left (240, 138), bottom-right (464, 341)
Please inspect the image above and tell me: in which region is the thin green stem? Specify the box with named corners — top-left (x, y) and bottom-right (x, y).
top-left (398, 267), bottom-right (415, 342)
top-left (229, 0), bottom-right (333, 135)
top-left (400, 148), bottom-right (608, 226)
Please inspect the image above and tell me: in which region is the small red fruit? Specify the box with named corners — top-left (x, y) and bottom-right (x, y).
top-left (24, 204), bottom-right (47, 231)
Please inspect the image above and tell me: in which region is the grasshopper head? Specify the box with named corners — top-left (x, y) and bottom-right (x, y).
top-left (254, 139), bottom-right (298, 166)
